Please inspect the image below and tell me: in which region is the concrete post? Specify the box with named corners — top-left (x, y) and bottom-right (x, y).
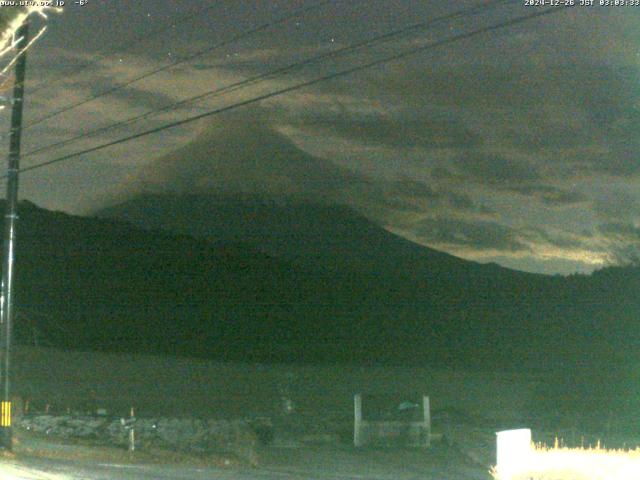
top-left (354, 394), bottom-right (362, 447)
top-left (423, 395), bottom-right (430, 447)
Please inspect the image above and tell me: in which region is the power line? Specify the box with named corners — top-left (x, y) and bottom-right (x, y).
top-left (26, 2), bottom-right (223, 97)
top-left (22, 0), bottom-right (511, 159)
top-left (23, 0), bottom-right (334, 130)
top-left (13, 6), bottom-right (570, 178)
top-left (19, 5), bottom-right (569, 175)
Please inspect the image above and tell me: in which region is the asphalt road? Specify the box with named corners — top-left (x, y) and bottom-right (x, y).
top-left (0, 459), bottom-right (299, 480)
top-left (0, 459), bottom-right (413, 480)
top-left (0, 434), bottom-right (492, 480)
top-left (0, 448), bottom-right (491, 480)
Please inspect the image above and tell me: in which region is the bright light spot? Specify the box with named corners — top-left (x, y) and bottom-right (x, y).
top-left (493, 430), bottom-right (640, 480)
top-left (0, 6), bottom-right (61, 89)
top-left (535, 245), bottom-right (606, 266)
top-left (495, 429), bottom-right (532, 479)
top-left (0, 26), bottom-right (48, 80)
top-left (0, 6), bottom-right (60, 53)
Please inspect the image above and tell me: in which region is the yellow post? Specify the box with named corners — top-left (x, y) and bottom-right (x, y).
top-left (1, 401), bottom-right (11, 427)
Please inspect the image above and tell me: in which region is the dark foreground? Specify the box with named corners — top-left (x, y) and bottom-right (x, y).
top-left (0, 439), bottom-right (491, 480)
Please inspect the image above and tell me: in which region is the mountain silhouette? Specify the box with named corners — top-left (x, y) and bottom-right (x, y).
top-left (0, 195), bottom-right (632, 370)
top-left (95, 193), bottom-right (640, 369)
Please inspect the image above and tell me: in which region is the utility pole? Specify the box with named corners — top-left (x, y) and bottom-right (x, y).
top-left (0, 21), bottom-right (29, 451)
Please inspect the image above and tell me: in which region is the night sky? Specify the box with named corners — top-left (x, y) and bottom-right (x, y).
top-left (2, 1), bottom-right (639, 275)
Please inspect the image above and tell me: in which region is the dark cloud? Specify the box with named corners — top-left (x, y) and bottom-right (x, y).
top-left (373, 196), bottom-right (425, 214)
top-left (391, 178), bottom-right (439, 201)
top-left (454, 151), bottom-right (540, 186)
top-left (523, 227), bottom-right (588, 251)
top-left (598, 222), bottom-right (640, 242)
top-left (593, 191), bottom-right (639, 222)
top-left (290, 106), bottom-right (480, 150)
top-left (508, 185), bottom-right (587, 207)
top-left (384, 178), bottom-right (479, 213)
top-left (430, 167), bottom-right (458, 181)
top-left (384, 59), bottom-right (637, 121)
top-left (352, 48), bottom-right (640, 179)
top-left (192, 64), bottom-right (216, 71)
top-left (597, 222), bottom-right (640, 265)
top-left (440, 152), bottom-right (585, 208)
top-left (414, 217), bottom-right (529, 253)
top-left (447, 192), bottom-right (475, 211)
top-left (82, 77), bottom-right (178, 111)
top-left (504, 123), bottom-right (591, 153)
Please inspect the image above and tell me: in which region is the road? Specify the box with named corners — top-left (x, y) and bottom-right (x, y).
top-left (0, 458), bottom-right (299, 480)
top-left (0, 460), bottom-right (420, 480)
top-left (0, 459), bottom-right (488, 480)
top-left (0, 461), bottom-right (490, 480)
top-left (0, 444), bottom-right (492, 480)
